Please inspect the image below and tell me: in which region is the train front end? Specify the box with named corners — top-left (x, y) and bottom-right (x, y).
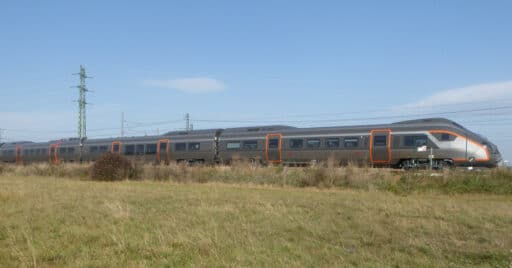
top-left (453, 133), bottom-right (502, 168)
top-left (481, 141), bottom-right (502, 167)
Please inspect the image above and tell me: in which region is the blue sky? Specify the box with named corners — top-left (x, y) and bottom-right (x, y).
top-left (1, 1), bottom-right (512, 161)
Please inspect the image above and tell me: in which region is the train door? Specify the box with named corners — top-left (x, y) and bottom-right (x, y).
top-left (265, 134), bottom-right (282, 163)
top-left (111, 141), bottom-right (122, 157)
top-left (370, 129), bottom-right (391, 164)
top-left (48, 144), bottom-right (60, 165)
top-left (156, 139), bottom-right (170, 164)
top-left (15, 146), bottom-right (23, 165)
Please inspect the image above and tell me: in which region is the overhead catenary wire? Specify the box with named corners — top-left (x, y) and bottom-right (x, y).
top-left (2, 100), bottom-right (512, 142)
top-left (109, 104), bottom-right (512, 131)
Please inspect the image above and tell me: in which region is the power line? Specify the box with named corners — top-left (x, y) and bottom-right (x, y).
top-left (2, 102), bottom-right (512, 142)
top-left (189, 98), bottom-right (512, 121)
top-left (190, 105), bottom-right (512, 125)
top-left (89, 105), bottom-right (512, 131)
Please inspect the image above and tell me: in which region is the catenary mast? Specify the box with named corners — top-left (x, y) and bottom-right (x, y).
top-left (74, 65), bottom-right (90, 162)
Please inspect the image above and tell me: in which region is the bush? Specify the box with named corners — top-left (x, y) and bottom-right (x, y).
top-left (90, 153), bottom-right (137, 181)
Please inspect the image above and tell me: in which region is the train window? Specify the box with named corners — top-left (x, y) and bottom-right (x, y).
top-left (306, 138), bottom-right (321, 148)
top-left (404, 136), bottom-right (428, 147)
top-left (289, 139), bottom-right (303, 149)
top-left (136, 144), bottom-right (145, 155)
top-left (68, 147), bottom-right (75, 153)
top-left (404, 136), bottom-right (413, 146)
top-left (90, 146), bottom-right (98, 153)
top-left (59, 147), bottom-right (66, 154)
top-left (416, 137), bottom-right (427, 146)
top-left (344, 137), bottom-right (359, 148)
top-left (188, 142), bottom-right (200, 151)
top-left (373, 136), bottom-right (387, 146)
top-left (442, 133), bottom-right (456, 141)
top-left (243, 140), bottom-right (258, 150)
top-left (175, 143), bottom-right (186, 151)
top-left (145, 144), bottom-right (157, 154)
top-left (432, 133), bottom-right (457, 141)
top-left (405, 136), bottom-right (414, 146)
top-left (227, 142), bottom-right (241, 150)
top-left (112, 144), bottom-right (120, 152)
top-left (160, 143), bottom-right (167, 150)
top-left (24, 149), bottom-right (28, 155)
top-left (268, 138), bottom-right (279, 148)
top-left (124, 145), bottom-right (135, 155)
top-left (41, 149), bottom-right (47, 155)
top-left (99, 146), bottom-right (108, 152)
top-left (325, 138), bottom-right (340, 148)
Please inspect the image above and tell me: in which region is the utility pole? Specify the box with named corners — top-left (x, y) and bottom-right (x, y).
top-left (73, 65), bottom-right (91, 162)
top-left (121, 112), bottom-right (125, 137)
top-left (185, 113), bottom-right (190, 132)
top-left (74, 65), bottom-right (90, 140)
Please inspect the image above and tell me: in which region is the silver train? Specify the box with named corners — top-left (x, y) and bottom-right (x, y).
top-left (0, 118), bottom-right (503, 168)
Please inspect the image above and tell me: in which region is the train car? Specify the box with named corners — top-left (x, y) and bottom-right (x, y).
top-left (218, 125), bottom-right (294, 164)
top-left (213, 118), bottom-right (501, 168)
top-left (0, 118), bottom-right (503, 168)
top-left (164, 129), bottom-right (219, 164)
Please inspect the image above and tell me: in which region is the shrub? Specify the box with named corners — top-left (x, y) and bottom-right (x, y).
top-left (90, 153), bottom-right (136, 181)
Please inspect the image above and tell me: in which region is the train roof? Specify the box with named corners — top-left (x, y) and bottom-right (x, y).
top-left (163, 129), bottom-right (220, 136)
top-left (0, 118), bottom-right (489, 147)
top-left (222, 125), bottom-right (296, 133)
top-left (392, 117), bottom-right (467, 128)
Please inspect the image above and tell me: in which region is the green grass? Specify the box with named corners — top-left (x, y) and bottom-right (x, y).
top-left (1, 175), bottom-right (511, 267)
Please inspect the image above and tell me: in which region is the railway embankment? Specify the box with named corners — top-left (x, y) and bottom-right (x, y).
top-left (1, 161), bottom-right (511, 195)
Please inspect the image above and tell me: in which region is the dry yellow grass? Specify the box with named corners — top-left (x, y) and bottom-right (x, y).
top-left (0, 174), bottom-right (511, 267)
top-left (2, 162), bottom-right (512, 195)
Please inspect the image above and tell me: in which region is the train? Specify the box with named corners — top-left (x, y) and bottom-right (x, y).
top-left (0, 118), bottom-right (503, 169)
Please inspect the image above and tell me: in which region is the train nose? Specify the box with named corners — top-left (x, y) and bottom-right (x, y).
top-left (485, 143), bottom-right (502, 167)
top-left (490, 150), bottom-right (503, 167)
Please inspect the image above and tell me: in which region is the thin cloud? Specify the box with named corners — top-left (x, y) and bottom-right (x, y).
top-left (401, 81), bottom-right (512, 109)
top-left (144, 77), bottom-right (226, 93)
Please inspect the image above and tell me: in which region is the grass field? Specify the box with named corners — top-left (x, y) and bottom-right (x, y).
top-left (1, 174), bottom-right (511, 267)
